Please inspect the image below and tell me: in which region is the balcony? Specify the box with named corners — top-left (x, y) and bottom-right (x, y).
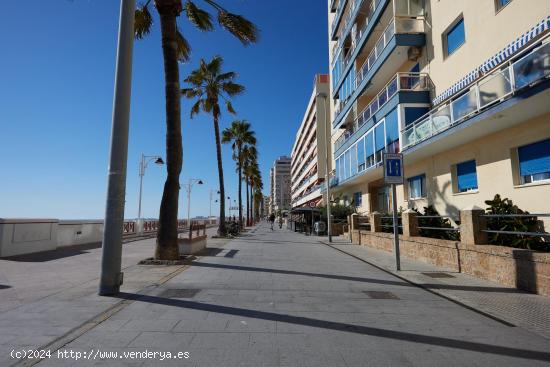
top-left (334, 72), bottom-right (431, 153)
top-left (331, 0), bottom-right (424, 87)
top-left (402, 41), bottom-right (550, 151)
top-left (331, 0), bottom-right (349, 40)
top-left (332, 17), bottom-right (426, 127)
top-left (291, 183), bottom-right (323, 207)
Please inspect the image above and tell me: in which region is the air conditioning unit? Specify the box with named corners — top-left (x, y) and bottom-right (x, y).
top-left (408, 46), bottom-right (422, 61)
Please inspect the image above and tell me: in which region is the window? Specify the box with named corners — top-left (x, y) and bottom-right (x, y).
top-left (456, 160), bottom-right (478, 192)
top-left (404, 107), bottom-right (430, 126)
top-left (444, 17), bottom-right (465, 57)
top-left (518, 139), bottom-right (550, 184)
top-left (344, 149), bottom-right (351, 179)
top-left (350, 145), bottom-right (358, 177)
top-left (365, 132), bottom-right (375, 168)
top-left (495, 0), bottom-right (512, 11)
top-left (408, 175), bottom-right (425, 199)
top-left (385, 109), bottom-right (400, 153)
top-left (353, 192), bottom-right (363, 207)
top-left (357, 137), bottom-right (366, 171)
top-left (374, 122), bottom-right (385, 163)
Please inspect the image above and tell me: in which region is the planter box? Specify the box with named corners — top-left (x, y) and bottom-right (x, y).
top-left (178, 235), bottom-right (207, 255)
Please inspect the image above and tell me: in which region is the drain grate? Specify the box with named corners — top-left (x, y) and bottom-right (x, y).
top-left (364, 291), bottom-right (400, 299)
top-left (422, 272), bottom-right (455, 278)
top-left (158, 289), bottom-right (201, 299)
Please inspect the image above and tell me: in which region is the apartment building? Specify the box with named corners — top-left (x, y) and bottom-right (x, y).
top-left (270, 156), bottom-right (292, 213)
top-left (327, 0), bottom-right (550, 220)
top-left (290, 75), bottom-right (332, 209)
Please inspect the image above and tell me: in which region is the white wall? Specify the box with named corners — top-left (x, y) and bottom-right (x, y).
top-left (57, 220), bottom-right (104, 248)
top-left (0, 219), bottom-right (58, 257)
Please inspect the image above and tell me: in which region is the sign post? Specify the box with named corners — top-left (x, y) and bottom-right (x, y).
top-left (383, 153), bottom-right (404, 271)
top-left (309, 202), bottom-right (316, 235)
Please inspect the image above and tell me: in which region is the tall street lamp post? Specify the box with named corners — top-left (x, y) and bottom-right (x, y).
top-left (316, 92), bottom-right (332, 242)
top-left (183, 178), bottom-right (203, 228)
top-left (209, 189), bottom-right (220, 218)
top-left (137, 154), bottom-right (164, 231)
top-left (99, 0), bottom-right (135, 296)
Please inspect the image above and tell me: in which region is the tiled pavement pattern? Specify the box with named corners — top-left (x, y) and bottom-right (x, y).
top-left (35, 223), bottom-right (550, 366)
top-left (0, 229), bottom-right (219, 367)
top-left (325, 239), bottom-right (550, 340)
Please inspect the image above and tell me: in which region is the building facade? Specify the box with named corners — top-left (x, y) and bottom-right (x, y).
top-left (270, 156), bottom-right (292, 213)
top-left (291, 75), bottom-right (332, 209)
top-left (327, 0), bottom-right (550, 221)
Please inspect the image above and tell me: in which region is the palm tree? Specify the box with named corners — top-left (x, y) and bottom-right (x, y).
top-left (182, 56), bottom-right (246, 235)
top-left (249, 165), bottom-right (263, 223)
top-left (253, 188), bottom-right (263, 221)
top-left (222, 122), bottom-right (256, 229)
top-left (134, 0), bottom-right (258, 258)
top-left (241, 145), bottom-right (258, 226)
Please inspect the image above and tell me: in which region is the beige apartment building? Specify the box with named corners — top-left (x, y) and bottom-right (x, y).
top-left (290, 75), bottom-right (332, 209)
top-left (327, 0), bottom-right (550, 222)
top-left (270, 156), bottom-right (292, 213)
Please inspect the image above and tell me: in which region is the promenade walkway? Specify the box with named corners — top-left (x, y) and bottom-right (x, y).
top-left (22, 223), bottom-right (550, 366)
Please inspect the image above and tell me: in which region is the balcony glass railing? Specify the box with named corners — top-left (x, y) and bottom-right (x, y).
top-left (292, 183), bottom-right (322, 205)
top-left (401, 41), bottom-right (550, 149)
top-left (331, 0), bottom-right (348, 35)
top-left (335, 72), bottom-right (430, 151)
top-left (335, 16), bottom-right (424, 118)
top-left (332, 0), bottom-right (424, 73)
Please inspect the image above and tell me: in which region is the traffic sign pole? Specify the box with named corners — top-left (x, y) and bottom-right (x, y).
top-left (391, 183), bottom-right (401, 271)
top-left (383, 153), bottom-right (403, 271)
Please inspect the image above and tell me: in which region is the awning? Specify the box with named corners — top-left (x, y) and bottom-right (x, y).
top-left (432, 16), bottom-right (550, 106)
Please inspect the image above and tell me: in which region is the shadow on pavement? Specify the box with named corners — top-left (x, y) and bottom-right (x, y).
top-left (187, 261), bottom-right (523, 294)
top-left (0, 285), bottom-right (11, 290)
top-left (113, 292), bottom-right (550, 362)
top-left (0, 243), bottom-right (100, 262)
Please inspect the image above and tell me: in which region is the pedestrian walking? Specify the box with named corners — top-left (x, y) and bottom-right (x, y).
top-left (269, 213), bottom-right (275, 230)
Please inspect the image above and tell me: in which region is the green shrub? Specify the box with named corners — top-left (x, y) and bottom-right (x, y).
top-left (318, 203), bottom-right (356, 222)
top-left (379, 212), bottom-right (402, 234)
top-left (415, 206), bottom-right (460, 241)
top-left (485, 194), bottom-right (549, 251)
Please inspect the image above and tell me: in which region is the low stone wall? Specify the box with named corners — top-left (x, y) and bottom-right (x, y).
top-left (57, 220), bottom-right (104, 248)
top-left (0, 218), bottom-right (218, 257)
top-left (352, 230), bottom-right (550, 296)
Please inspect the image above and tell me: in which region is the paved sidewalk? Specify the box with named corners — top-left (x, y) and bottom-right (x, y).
top-left (0, 228), bottom-right (219, 367)
top-left (320, 237), bottom-right (550, 340)
top-left (33, 224), bottom-right (550, 366)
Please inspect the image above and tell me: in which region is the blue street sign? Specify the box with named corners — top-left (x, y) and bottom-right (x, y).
top-left (383, 153), bottom-right (404, 184)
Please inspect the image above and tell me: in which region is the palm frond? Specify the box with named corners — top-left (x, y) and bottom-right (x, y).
top-left (134, 4), bottom-right (153, 40)
top-left (222, 82), bottom-right (245, 96)
top-left (190, 99), bottom-right (202, 118)
top-left (184, 1), bottom-right (214, 31)
top-left (216, 71), bottom-right (236, 82)
top-left (176, 29), bottom-right (191, 62)
top-left (207, 55), bottom-right (223, 76)
top-left (203, 98), bottom-right (213, 113)
top-left (226, 100), bottom-right (236, 115)
top-left (217, 11), bottom-right (259, 45)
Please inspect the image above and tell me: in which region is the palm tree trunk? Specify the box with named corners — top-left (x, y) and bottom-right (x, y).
top-left (245, 179), bottom-right (250, 227)
top-left (250, 184), bottom-right (254, 224)
top-left (238, 145), bottom-right (243, 229)
top-left (214, 114), bottom-right (226, 235)
top-left (155, 5), bottom-right (182, 260)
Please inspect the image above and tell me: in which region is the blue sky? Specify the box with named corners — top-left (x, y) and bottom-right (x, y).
top-left (0, 0), bottom-right (328, 219)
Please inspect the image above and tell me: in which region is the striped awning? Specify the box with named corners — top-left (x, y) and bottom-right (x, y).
top-left (432, 16), bottom-right (550, 106)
